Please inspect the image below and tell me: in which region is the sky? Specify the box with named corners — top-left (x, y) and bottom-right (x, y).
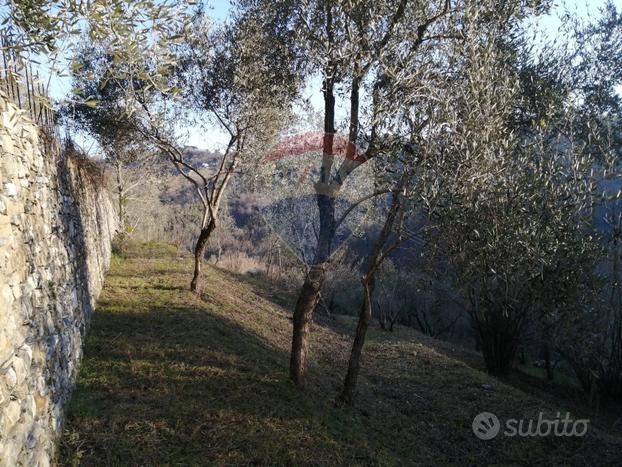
top-left (38, 0), bottom-right (622, 152)
top-left (209, 0), bottom-right (232, 21)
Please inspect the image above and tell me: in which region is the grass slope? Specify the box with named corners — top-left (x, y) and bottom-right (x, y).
top-left (57, 242), bottom-right (621, 466)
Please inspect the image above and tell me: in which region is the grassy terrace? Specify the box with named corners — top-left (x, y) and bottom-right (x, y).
top-left (57, 242), bottom-right (621, 466)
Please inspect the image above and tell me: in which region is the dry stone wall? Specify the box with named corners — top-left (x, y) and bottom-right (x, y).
top-left (0, 96), bottom-right (118, 466)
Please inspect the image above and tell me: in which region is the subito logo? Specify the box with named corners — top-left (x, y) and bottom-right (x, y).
top-left (259, 131), bottom-right (373, 265)
top-left (472, 412), bottom-right (501, 440)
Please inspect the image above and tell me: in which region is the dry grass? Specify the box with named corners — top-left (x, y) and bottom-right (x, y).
top-left (209, 251), bottom-right (265, 275)
top-left (56, 242), bottom-right (622, 466)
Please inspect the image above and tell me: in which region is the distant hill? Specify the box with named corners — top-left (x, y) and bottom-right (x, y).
top-left (159, 146), bottom-right (225, 205)
top-left (182, 146), bottom-right (222, 170)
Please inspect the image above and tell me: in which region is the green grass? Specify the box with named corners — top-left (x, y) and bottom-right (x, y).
top-left (57, 242), bottom-right (622, 466)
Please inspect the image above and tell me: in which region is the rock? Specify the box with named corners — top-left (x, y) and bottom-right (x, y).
top-left (5, 366), bottom-right (18, 388)
top-left (35, 452), bottom-right (51, 467)
top-left (25, 394), bottom-right (36, 418)
top-left (22, 275), bottom-right (38, 296)
top-left (0, 440), bottom-right (17, 467)
top-left (3, 182), bottom-right (18, 198)
top-left (1, 283), bottom-right (15, 306)
top-left (5, 400), bottom-right (21, 426)
top-left (18, 344), bottom-right (33, 368)
top-left (13, 357), bottom-right (29, 386)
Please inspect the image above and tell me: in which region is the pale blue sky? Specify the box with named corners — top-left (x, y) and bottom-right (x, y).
top-left (208, 0), bottom-right (232, 21)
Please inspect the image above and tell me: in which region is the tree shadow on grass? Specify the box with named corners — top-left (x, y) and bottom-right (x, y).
top-left (106, 268), bottom-right (190, 279)
top-left (58, 297), bottom-right (376, 466)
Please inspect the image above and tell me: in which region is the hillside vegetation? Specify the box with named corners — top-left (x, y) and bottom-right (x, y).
top-left (57, 242), bottom-right (621, 466)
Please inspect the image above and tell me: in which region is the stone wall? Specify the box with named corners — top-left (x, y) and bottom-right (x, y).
top-left (0, 96), bottom-right (118, 466)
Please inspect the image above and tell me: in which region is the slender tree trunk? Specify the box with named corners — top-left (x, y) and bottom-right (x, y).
top-left (115, 159), bottom-right (125, 232)
top-left (190, 220), bottom-right (216, 295)
top-left (338, 278), bottom-right (374, 405)
top-left (338, 182), bottom-right (404, 405)
top-left (543, 343), bottom-right (553, 381)
top-left (215, 236), bottom-right (222, 265)
top-left (289, 191), bottom-right (337, 387)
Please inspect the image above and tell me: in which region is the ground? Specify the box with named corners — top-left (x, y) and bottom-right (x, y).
top-left (56, 242), bottom-right (622, 466)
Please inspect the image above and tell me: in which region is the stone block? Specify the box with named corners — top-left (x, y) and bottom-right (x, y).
top-left (3, 182), bottom-right (18, 198)
top-left (19, 344), bottom-right (33, 367)
top-left (0, 437), bottom-right (18, 467)
top-left (36, 453), bottom-right (51, 467)
top-left (5, 399), bottom-right (21, 427)
top-left (12, 357), bottom-right (28, 386)
top-left (4, 367), bottom-right (17, 388)
top-left (34, 394), bottom-right (47, 417)
top-left (0, 283), bottom-right (14, 308)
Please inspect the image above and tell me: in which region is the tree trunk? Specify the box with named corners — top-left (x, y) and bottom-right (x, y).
top-left (543, 343), bottom-right (553, 381)
top-left (290, 264), bottom-right (326, 388)
top-left (216, 236), bottom-right (222, 265)
top-left (478, 310), bottom-right (521, 376)
top-left (338, 278), bottom-right (374, 405)
top-left (288, 69), bottom-right (336, 389)
top-left (288, 191), bottom-right (337, 388)
top-left (190, 220), bottom-right (215, 295)
top-left (379, 311), bottom-right (387, 331)
top-left (115, 159), bottom-right (125, 233)
top-left (337, 182), bottom-right (404, 405)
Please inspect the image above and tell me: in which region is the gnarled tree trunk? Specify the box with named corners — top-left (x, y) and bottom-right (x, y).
top-left (476, 306), bottom-right (525, 376)
top-left (190, 220), bottom-right (216, 295)
top-left (290, 264), bottom-right (326, 387)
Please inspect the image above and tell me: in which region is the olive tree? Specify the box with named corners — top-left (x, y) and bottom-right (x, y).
top-left (424, 19), bottom-right (606, 376)
top-left (171, 13), bottom-right (299, 294)
top-left (63, 47), bottom-right (165, 238)
top-left (1, 0), bottom-right (188, 102)
top-left (542, 3), bottom-right (622, 398)
top-left (238, 0), bottom-right (470, 390)
top-left (66, 7), bottom-right (296, 294)
top-left (335, 0), bottom-right (555, 402)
